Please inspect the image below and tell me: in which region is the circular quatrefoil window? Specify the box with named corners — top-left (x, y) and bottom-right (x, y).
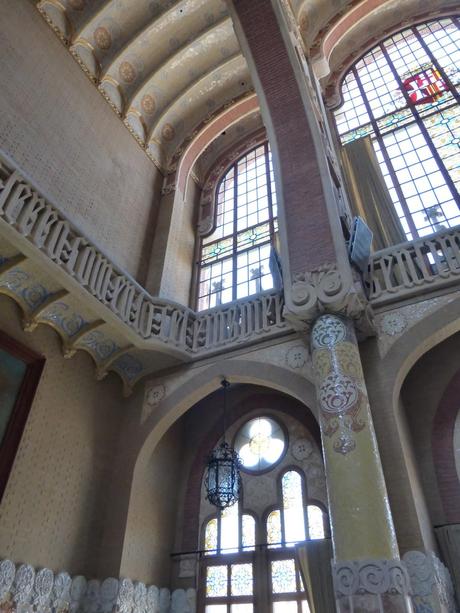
top-left (234, 417), bottom-right (286, 473)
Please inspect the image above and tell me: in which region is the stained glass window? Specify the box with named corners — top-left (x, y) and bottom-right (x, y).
top-left (197, 143), bottom-right (278, 310)
top-left (271, 559), bottom-right (297, 594)
top-left (234, 417), bottom-right (286, 472)
top-left (307, 505), bottom-right (326, 540)
top-left (205, 518), bottom-right (218, 555)
top-left (206, 566), bottom-right (228, 598)
top-left (334, 18), bottom-right (460, 240)
top-left (242, 514), bottom-right (256, 551)
top-left (230, 564), bottom-right (253, 596)
top-left (221, 502), bottom-right (239, 554)
top-left (204, 503), bottom-right (256, 556)
top-left (282, 471), bottom-right (306, 546)
top-left (267, 509), bottom-right (282, 549)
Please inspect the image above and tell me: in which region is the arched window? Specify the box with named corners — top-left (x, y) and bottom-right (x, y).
top-left (200, 424), bottom-right (328, 612)
top-left (265, 472), bottom-right (327, 548)
top-left (334, 18), bottom-right (460, 240)
top-left (204, 502), bottom-right (256, 556)
top-left (196, 143), bottom-right (278, 311)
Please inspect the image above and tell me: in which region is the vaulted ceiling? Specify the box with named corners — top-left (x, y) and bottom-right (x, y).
top-left (36, 0), bottom-right (457, 172)
top-left (36, 0), bottom-right (253, 173)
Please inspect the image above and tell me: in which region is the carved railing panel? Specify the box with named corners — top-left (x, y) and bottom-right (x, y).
top-left (367, 227), bottom-right (460, 307)
top-left (0, 156), bottom-right (290, 365)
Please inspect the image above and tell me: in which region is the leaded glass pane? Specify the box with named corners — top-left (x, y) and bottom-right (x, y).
top-left (230, 564), bottom-right (253, 596)
top-left (242, 514), bottom-right (255, 551)
top-left (282, 471), bottom-right (306, 546)
top-left (197, 143), bottom-right (277, 310)
top-left (267, 509), bottom-right (282, 548)
top-left (206, 566), bottom-right (228, 597)
top-left (235, 417), bottom-right (286, 472)
top-left (271, 559), bottom-right (297, 594)
top-left (205, 518), bottom-right (218, 555)
top-left (334, 18), bottom-right (460, 241)
top-left (307, 505), bottom-right (325, 540)
top-left (221, 501), bottom-right (239, 554)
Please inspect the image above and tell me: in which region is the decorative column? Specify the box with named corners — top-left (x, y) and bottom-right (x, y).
top-left (311, 314), bottom-right (413, 612)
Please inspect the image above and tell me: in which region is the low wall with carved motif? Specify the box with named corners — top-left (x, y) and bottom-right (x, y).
top-left (0, 558), bottom-right (196, 613)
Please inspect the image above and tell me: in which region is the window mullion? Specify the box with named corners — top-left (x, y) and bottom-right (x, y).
top-left (232, 162), bottom-right (238, 302)
top-left (351, 65), bottom-right (420, 237)
top-left (380, 39), bottom-right (460, 211)
top-left (264, 142), bottom-right (275, 241)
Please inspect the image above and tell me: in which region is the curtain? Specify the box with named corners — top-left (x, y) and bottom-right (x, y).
top-left (296, 540), bottom-right (335, 613)
top-left (341, 136), bottom-right (406, 251)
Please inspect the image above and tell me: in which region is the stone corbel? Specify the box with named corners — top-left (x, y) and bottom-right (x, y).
top-left (283, 261), bottom-right (374, 338)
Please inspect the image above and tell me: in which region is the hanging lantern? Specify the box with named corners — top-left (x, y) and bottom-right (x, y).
top-left (205, 380), bottom-right (241, 510)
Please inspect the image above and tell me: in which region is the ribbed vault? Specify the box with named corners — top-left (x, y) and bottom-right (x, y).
top-left (36, 0), bottom-right (253, 172)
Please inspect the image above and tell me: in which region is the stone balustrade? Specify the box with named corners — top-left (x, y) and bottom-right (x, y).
top-left (0, 559), bottom-right (195, 613)
top-left (0, 156), bottom-right (290, 363)
top-left (367, 226), bottom-right (460, 307)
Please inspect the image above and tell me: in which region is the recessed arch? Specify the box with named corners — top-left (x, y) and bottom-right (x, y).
top-left (320, 2), bottom-right (460, 106)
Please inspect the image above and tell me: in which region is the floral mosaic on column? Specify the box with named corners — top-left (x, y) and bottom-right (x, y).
top-left (311, 314), bottom-right (368, 455)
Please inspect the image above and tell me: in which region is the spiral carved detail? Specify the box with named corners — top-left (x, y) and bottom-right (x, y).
top-left (332, 559), bottom-right (411, 597)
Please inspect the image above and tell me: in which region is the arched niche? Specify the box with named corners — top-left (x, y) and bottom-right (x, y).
top-left (116, 357), bottom-right (317, 583)
top-left (360, 292), bottom-right (460, 554)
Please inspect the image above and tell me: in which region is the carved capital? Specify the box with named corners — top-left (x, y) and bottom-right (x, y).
top-left (285, 263), bottom-right (374, 337)
top-left (332, 558), bottom-right (411, 597)
top-left (197, 215), bottom-right (213, 236)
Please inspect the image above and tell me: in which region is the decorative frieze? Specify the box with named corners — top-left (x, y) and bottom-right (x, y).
top-left (332, 558), bottom-right (412, 597)
top-left (332, 558), bottom-right (413, 612)
top-left (0, 560), bottom-right (196, 613)
top-left (403, 550), bottom-right (457, 612)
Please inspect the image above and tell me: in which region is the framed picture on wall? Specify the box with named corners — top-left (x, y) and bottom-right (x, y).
top-left (0, 330), bottom-right (45, 502)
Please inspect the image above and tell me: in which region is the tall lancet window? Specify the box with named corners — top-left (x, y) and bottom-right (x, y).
top-left (196, 143), bottom-right (278, 311)
top-left (334, 18), bottom-right (460, 240)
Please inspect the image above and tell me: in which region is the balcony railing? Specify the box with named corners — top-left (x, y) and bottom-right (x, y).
top-left (367, 226), bottom-right (460, 307)
top-left (0, 157), bottom-right (289, 358)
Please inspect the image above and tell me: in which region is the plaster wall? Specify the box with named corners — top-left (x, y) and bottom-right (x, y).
top-left (0, 296), bottom-right (124, 577)
top-left (146, 174), bottom-right (198, 302)
top-left (455, 410), bottom-right (460, 482)
top-left (119, 420), bottom-right (183, 586)
top-left (402, 332), bottom-right (460, 527)
top-left (0, 1), bottom-right (162, 284)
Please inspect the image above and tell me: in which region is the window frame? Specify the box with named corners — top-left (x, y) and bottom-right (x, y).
top-left (0, 330), bottom-right (45, 502)
top-left (195, 142), bottom-right (278, 311)
top-left (333, 16), bottom-right (460, 240)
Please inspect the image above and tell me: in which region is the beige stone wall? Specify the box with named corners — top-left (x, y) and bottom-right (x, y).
top-left (146, 176), bottom-right (199, 303)
top-left (0, 1), bottom-right (162, 284)
top-left (402, 332), bottom-right (460, 527)
top-left (0, 296), bottom-right (124, 577)
top-left (119, 421), bottom-right (183, 585)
